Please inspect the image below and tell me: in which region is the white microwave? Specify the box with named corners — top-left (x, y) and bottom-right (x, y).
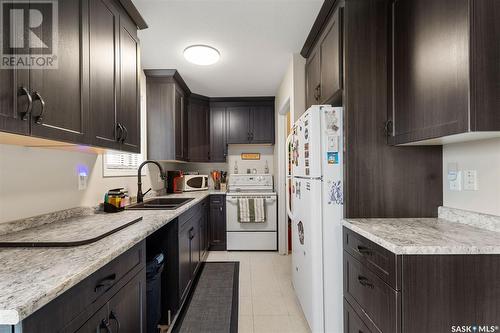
top-left (183, 175), bottom-right (209, 191)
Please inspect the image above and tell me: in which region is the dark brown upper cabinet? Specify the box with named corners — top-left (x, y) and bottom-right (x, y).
top-left (392, 0), bottom-right (500, 145)
top-left (187, 94), bottom-right (210, 162)
top-left (0, 0), bottom-right (91, 143)
top-left (0, 0), bottom-right (145, 153)
top-left (209, 106), bottom-right (227, 162)
top-left (305, 6), bottom-right (343, 111)
top-left (90, 0), bottom-right (142, 153)
top-left (223, 98), bottom-right (275, 144)
top-left (145, 69), bottom-right (190, 161)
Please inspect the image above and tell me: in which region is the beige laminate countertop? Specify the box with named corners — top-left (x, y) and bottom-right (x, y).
top-left (0, 190), bottom-right (224, 325)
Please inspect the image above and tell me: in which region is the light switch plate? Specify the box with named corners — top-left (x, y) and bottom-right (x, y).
top-left (463, 170), bottom-right (478, 191)
top-left (448, 170), bottom-right (462, 191)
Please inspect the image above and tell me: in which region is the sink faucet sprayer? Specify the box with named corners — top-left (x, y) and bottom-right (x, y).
top-left (137, 160), bottom-right (167, 203)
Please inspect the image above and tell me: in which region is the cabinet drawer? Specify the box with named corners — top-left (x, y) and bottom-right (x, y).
top-left (344, 299), bottom-right (375, 333)
top-left (210, 194), bottom-right (225, 205)
top-left (344, 253), bottom-right (400, 333)
top-left (343, 227), bottom-right (400, 290)
top-left (22, 241), bottom-right (146, 333)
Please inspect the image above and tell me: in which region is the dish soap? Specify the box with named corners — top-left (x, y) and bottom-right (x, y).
top-left (234, 160), bottom-right (238, 174)
top-left (264, 160), bottom-right (269, 174)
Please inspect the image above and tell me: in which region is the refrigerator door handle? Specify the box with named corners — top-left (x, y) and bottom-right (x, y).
top-left (286, 133), bottom-right (295, 220)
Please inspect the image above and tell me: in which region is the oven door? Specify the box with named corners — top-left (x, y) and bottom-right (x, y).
top-left (226, 195), bottom-right (277, 231)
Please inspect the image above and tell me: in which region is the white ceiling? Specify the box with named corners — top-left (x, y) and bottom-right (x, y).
top-left (133, 0), bottom-right (323, 97)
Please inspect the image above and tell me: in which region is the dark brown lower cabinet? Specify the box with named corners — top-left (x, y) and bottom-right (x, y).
top-left (158, 198), bottom-right (209, 324)
top-left (75, 270), bottom-right (146, 333)
top-left (209, 195), bottom-right (226, 251)
top-left (343, 227), bottom-right (500, 332)
top-left (21, 241), bottom-right (146, 333)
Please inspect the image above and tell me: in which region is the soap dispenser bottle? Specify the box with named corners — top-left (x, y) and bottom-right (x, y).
top-left (234, 160), bottom-right (238, 174)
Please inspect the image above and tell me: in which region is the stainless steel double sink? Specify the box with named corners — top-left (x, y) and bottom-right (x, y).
top-left (126, 197), bottom-right (194, 210)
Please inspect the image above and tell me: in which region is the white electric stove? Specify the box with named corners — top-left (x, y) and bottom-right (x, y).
top-left (226, 174), bottom-right (277, 250)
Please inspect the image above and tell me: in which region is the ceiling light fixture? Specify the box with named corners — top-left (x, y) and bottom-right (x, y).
top-left (183, 45), bottom-right (220, 65)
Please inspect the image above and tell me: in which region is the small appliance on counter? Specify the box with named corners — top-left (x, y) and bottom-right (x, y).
top-left (167, 170), bottom-right (184, 193)
top-left (183, 174), bottom-right (209, 191)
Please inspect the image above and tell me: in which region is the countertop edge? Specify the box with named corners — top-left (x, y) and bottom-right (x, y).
top-left (343, 218), bottom-right (500, 255)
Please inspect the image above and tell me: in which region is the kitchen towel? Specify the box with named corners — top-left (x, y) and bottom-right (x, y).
top-left (238, 198), bottom-right (266, 223)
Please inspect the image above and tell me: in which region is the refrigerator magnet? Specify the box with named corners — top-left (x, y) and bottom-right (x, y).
top-left (327, 152), bottom-right (339, 164)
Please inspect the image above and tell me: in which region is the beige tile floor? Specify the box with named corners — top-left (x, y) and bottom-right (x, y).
top-left (206, 251), bottom-right (311, 333)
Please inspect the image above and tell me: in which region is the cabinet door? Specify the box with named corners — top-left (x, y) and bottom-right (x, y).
top-left (0, 2), bottom-right (31, 135)
top-left (74, 304), bottom-right (109, 333)
top-left (319, 7), bottom-right (342, 104)
top-left (226, 107), bottom-right (250, 144)
top-left (174, 86), bottom-right (186, 160)
top-left (108, 271), bottom-right (146, 333)
top-left (89, 0), bottom-right (121, 150)
top-left (209, 198), bottom-right (226, 251)
top-left (188, 98), bottom-right (210, 162)
top-left (250, 106), bottom-right (275, 144)
top-left (117, 17), bottom-right (140, 153)
top-left (0, 70), bottom-right (30, 135)
top-left (30, 0), bottom-right (89, 144)
top-left (305, 47), bottom-right (321, 111)
top-left (393, 0), bottom-right (469, 144)
top-left (210, 106), bottom-right (227, 162)
top-left (179, 221), bottom-right (192, 302)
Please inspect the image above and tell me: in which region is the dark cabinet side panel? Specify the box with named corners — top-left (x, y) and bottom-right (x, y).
top-left (89, 0), bottom-right (120, 150)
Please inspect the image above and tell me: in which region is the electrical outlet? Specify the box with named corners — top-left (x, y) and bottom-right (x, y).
top-left (78, 171), bottom-right (88, 190)
top-left (463, 170), bottom-right (478, 191)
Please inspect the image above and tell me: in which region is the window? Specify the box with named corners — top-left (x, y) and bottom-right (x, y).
top-left (103, 151), bottom-right (144, 177)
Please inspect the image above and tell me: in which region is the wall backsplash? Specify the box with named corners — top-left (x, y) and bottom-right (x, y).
top-left (227, 145), bottom-right (274, 175)
top-left (443, 138), bottom-right (500, 216)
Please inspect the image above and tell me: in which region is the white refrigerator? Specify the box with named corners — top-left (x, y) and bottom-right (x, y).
top-left (286, 105), bottom-right (344, 333)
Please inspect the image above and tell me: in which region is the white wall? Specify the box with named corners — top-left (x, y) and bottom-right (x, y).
top-left (274, 54), bottom-right (306, 254)
top-left (443, 138), bottom-right (500, 216)
top-left (0, 72), bottom-right (159, 224)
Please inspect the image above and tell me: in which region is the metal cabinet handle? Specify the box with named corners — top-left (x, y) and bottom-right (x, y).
top-left (18, 87), bottom-right (32, 120)
top-left (100, 319), bottom-right (113, 333)
top-left (121, 125), bottom-right (128, 143)
top-left (95, 273), bottom-right (116, 293)
top-left (109, 311), bottom-right (120, 333)
top-left (189, 226), bottom-right (195, 240)
top-left (116, 123), bottom-right (124, 142)
top-left (358, 275), bottom-right (374, 289)
top-left (32, 92), bottom-right (45, 124)
top-left (357, 245), bottom-right (372, 256)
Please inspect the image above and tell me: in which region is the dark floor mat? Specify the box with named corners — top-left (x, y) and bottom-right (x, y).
top-left (173, 262), bottom-right (239, 333)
